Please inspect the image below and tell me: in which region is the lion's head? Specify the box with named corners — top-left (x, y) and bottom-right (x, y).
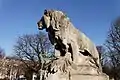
top-left (37, 9), bottom-right (69, 32)
top-left (37, 9), bottom-right (70, 52)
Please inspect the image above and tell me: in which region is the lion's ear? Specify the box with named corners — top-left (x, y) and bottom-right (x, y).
top-left (44, 10), bottom-right (49, 16)
top-left (44, 9), bottom-right (48, 15)
top-left (44, 9), bottom-right (52, 17)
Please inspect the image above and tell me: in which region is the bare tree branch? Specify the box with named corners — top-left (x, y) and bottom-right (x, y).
top-left (105, 17), bottom-right (120, 80)
top-left (14, 32), bottom-right (54, 77)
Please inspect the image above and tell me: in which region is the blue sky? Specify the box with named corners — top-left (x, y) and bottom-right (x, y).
top-left (0, 0), bottom-right (119, 55)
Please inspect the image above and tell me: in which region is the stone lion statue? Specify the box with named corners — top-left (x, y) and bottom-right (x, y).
top-left (37, 9), bottom-right (101, 70)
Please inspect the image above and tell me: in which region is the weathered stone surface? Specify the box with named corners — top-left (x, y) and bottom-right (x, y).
top-left (37, 9), bottom-right (109, 80)
top-left (71, 74), bottom-right (109, 80)
top-left (43, 57), bottom-right (109, 80)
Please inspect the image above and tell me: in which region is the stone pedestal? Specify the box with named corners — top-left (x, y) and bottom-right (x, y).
top-left (45, 58), bottom-right (109, 80)
top-left (71, 74), bottom-right (109, 80)
top-left (46, 70), bottom-right (109, 80)
top-left (70, 64), bottom-right (109, 80)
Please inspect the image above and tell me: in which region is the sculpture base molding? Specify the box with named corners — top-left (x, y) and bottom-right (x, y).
top-left (71, 74), bottom-right (109, 80)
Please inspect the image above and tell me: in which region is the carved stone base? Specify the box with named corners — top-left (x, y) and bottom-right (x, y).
top-left (45, 58), bottom-right (109, 80)
top-left (71, 74), bottom-right (109, 80)
top-left (46, 71), bottom-right (109, 80)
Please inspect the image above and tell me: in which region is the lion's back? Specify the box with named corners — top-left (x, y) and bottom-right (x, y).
top-left (68, 23), bottom-right (99, 59)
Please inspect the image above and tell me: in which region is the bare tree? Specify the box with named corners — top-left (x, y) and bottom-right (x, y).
top-left (106, 17), bottom-right (120, 53)
top-left (0, 47), bottom-right (5, 59)
top-left (105, 17), bottom-right (120, 80)
top-left (96, 46), bottom-right (106, 66)
top-left (14, 32), bottom-right (54, 79)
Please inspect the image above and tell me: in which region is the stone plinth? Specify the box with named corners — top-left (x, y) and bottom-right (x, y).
top-left (71, 74), bottom-right (109, 80)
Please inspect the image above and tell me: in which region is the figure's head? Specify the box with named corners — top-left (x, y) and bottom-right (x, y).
top-left (37, 9), bottom-right (68, 31)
